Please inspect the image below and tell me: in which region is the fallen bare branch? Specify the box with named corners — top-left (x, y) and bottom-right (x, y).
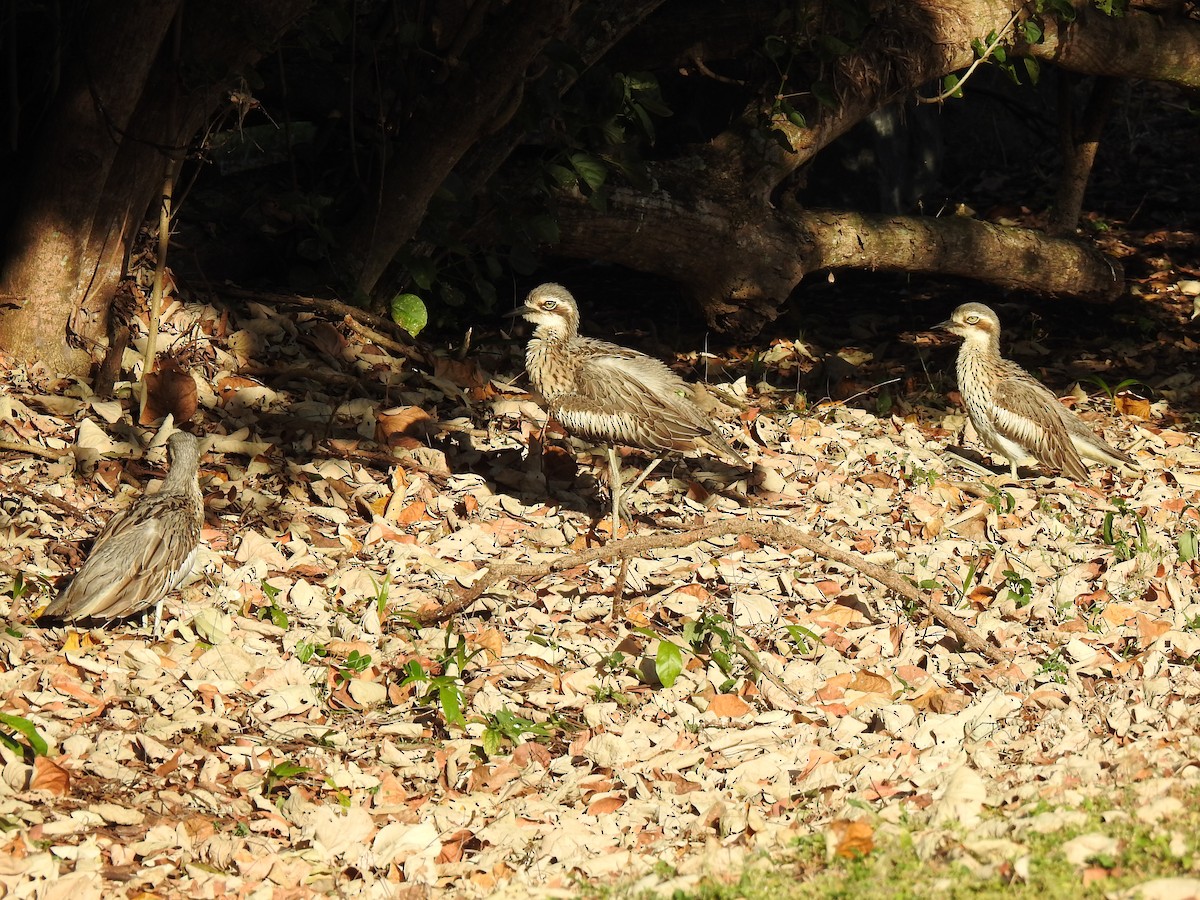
top-left (0, 440), bottom-right (71, 461)
top-left (422, 516), bottom-right (1008, 663)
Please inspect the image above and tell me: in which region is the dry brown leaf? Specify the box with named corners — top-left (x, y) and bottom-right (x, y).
top-left (377, 406), bottom-right (434, 445)
top-left (140, 362), bottom-right (198, 425)
top-left (1113, 393), bottom-right (1150, 418)
top-left (846, 670), bottom-right (891, 695)
top-left (31, 757), bottom-right (70, 796)
top-left (829, 819), bottom-right (875, 858)
top-left (708, 694), bottom-right (751, 718)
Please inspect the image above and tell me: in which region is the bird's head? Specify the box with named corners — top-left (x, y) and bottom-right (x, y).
top-left (936, 302), bottom-right (1001, 349)
top-left (510, 283), bottom-right (580, 337)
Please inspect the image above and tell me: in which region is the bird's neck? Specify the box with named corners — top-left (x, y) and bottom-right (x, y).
top-left (161, 457), bottom-right (199, 494)
top-left (960, 331), bottom-right (1000, 357)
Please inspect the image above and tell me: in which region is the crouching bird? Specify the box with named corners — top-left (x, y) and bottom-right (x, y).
top-left (41, 430), bottom-right (205, 631)
top-left (938, 302), bottom-right (1135, 481)
top-left (512, 283), bottom-right (746, 535)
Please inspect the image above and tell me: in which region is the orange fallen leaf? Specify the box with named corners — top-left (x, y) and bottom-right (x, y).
top-left (708, 694), bottom-right (751, 718)
top-left (847, 670), bottom-right (891, 695)
top-left (376, 406), bottom-right (433, 445)
top-left (830, 819), bottom-right (874, 858)
top-left (31, 757), bottom-right (70, 796)
top-left (1113, 393), bottom-right (1150, 418)
top-left (587, 795), bottom-right (626, 815)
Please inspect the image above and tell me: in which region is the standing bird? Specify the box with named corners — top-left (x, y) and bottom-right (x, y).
top-left (938, 302), bottom-right (1135, 481)
top-left (41, 431), bottom-right (205, 629)
top-left (513, 283), bottom-right (746, 535)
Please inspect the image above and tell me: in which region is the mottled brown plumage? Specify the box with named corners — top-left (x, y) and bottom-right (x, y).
top-left (938, 302), bottom-right (1134, 481)
top-left (514, 283), bottom-right (745, 532)
top-left (42, 431), bottom-right (205, 626)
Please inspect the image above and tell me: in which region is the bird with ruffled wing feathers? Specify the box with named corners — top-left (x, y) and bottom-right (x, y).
top-left (514, 283), bottom-right (745, 535)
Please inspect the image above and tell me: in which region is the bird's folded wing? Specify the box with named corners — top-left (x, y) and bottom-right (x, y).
top-left (992, 377), bottom-right (1091, 482)
top-left (44, 510), bottom-right (181, 620)
top-left (548, 352), bottom-right (706, 446)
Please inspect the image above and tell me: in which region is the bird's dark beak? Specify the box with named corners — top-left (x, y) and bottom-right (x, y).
top-left (933, 318), bottom-right (954, 331)
top-left (505, 304), bottom-right (533, 319)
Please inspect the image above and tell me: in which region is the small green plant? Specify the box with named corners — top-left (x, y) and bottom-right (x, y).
top-left (398, 627), bottom-right (483, 731)
top-left (785, 624), bottom-right (821, 655)
top-left (372, 577), bottom-right (391, 621)
top-left (1178, 528), bottom-right (1198, 563)
top-left (1037, 648), bottom-right (1069, 683)
top-left (1101, 499), bottom-right (1151, 562)
top-left (296, 639), bottom-right (326, 664)
top-left (335, 650), bottom-right (373, 686)
top-left (479, 708), bottom-right (552, 757)
top-left (0, 712), bottom-right (48, 758)
top-left (258, 581), bottom-right (289, 628)
top-left (262, 761), bottom-right (312, 796)
top-left (983, 484), bottom-right (1016, 514)
top-left (1086, 375), bottom-right (1148, 411)
top-left (1002, 569), bottom-right (1034, 608)
top-left (904, 464), bottom-right (938, 489)
top-left (9, 572), bottom-right (30, 604)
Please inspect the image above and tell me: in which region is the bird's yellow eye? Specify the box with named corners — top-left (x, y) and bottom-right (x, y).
top-left (543, 299), bottom-right (558, 310)
top-left (965, 315), bottom-right (979, 324)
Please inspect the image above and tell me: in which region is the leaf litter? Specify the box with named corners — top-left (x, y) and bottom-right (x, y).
top-left (0, 284), bottom-right (1198, 898)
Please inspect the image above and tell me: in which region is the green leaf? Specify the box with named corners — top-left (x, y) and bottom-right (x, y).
top-left (481, 727), bottom-right (502, 757)
top-left (941, 74), bottom-right (963, 99)
top-left (525, 213), bottom-right (559, 244)
top-left (407, 257), bottom-right (437, 291)
top-left (655, 641), bottom-right (684, 688)
top-left (269, 762), bottom-right (311, 779)
top-left (390, 293), bottom-right (428, 337)
top-left (569, 153), bottom-right (608, 192)
top-left (546, 163), bottom-right (577, 187)
top-left (1179, 530), bottom-right (1198, 563)
top-left (0, 712), bottom-right (48, 756)
top-left (1022, 20), bottom-right (1043, 43)
top-left (438, 683), bottom-right (466, 730)
top-left (1024, 57), bottom-right (1041, 84)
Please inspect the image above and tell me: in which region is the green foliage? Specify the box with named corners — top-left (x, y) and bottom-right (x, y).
top-left (258, 580), bottom-right (289, 628)
top-left (785, 624), bottom-right (821, 655)
top-left (479, 708), bottom-right (552, 757)
top-left (1037, 648), bottom-right (1069, 683)
top-left (262, 761), bottom-right (313, 796)
top-left (0, 712), bottom-right (49, 758)
top-left (398, 627), bottom-right (483, 732)
top-left (335, 650), bottom-right (373, 686)
top-left (983, 484), bottom-right (1016, 515)
top-left (1178, 528), bottom-right (1198, 563)
top-left (390, 293), bottom-right (428, 338)
top-left (1101, 499), bottom-right (1151, 562)
top-left (654, 640), bottom-right (684, 689)
top-left (1002, 569), bottom-right (1034, 607)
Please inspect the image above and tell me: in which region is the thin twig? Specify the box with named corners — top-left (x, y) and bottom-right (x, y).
top-left (918, 7), bottom-right (1024, 105)
top-left (421, 517), bottom-right (1009, 663)
top-left (0, 440), bottom-right (71, 461)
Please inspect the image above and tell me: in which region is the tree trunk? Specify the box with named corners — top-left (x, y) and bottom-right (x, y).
top-left (0, 0), bottom-right (312, 377)
top-left (343, 0), bottom-right (575, 298)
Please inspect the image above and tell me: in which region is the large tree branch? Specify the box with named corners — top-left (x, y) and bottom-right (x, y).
top-left (552, 188), bottom-right (1121, 334)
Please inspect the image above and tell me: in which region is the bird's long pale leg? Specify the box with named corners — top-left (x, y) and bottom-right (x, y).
top-left (607, 447), bottom-right (624, 539)
top-left (152, 599), bottom-right (165, 640)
